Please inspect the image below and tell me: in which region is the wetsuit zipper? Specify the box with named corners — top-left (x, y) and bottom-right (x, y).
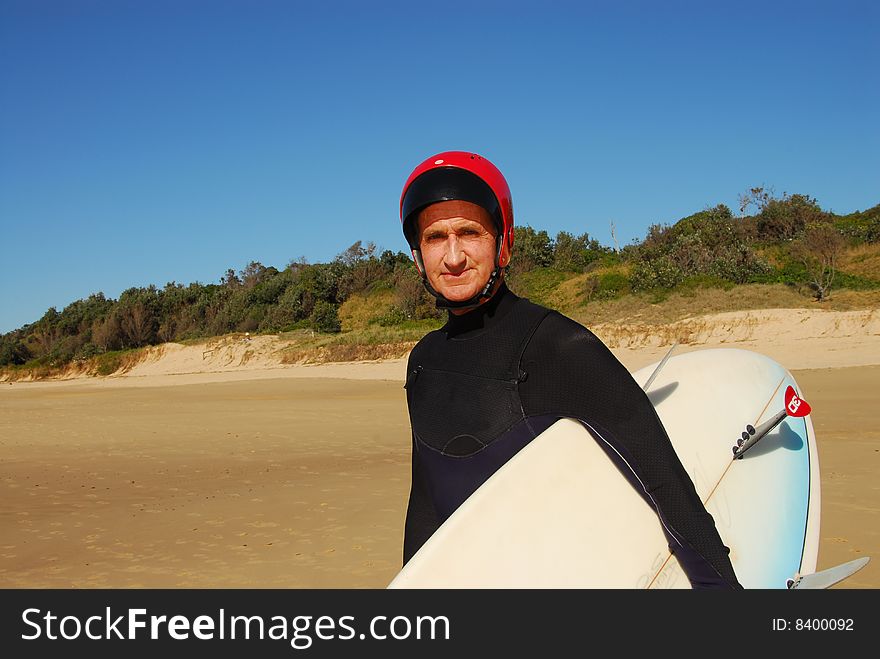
top-left (405, 364), bottom-right (525, 387)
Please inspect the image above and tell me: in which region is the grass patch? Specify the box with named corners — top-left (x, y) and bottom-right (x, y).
top-left (674, 275), bottom-right (736, 296)
top-left (838, 243), bottom-right (880, 280)
top-left (0, 346), bottom-right (150, 381)
top-left (0, 362), bottom-right (61, 381)
top-left (93, 351), bottom-right (125, 376)
top-left (280, 342), bottom-right (417, 364)
top-left (567, 284), bottom-right (808, 327)
top-left (338, 289), bottom-right (396, 331)
top-left (89, 347), bottom-right (150, 376)
top-left (277, 319), bottom-right (443, 364)
top-left (509, 267), bottom-right (573, 307)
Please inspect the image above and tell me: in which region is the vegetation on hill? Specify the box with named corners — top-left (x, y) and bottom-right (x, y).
top-left (2, 190), bottom-right (878, 376)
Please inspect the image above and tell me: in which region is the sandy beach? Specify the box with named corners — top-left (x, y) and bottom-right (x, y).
top-left (1, 307), bottom-right (878, 588)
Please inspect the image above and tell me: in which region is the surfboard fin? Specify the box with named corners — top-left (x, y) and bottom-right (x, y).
top-left (732, 410), bottom-right (787, 458)
top-left (641, 342), bottom-right (677, 392)
top-left (786, 557), bottom-right (870, 589)
top-left (732, 387), bottom-right (812, 459)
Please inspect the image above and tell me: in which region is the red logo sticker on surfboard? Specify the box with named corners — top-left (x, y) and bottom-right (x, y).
top-left (785, 385), bottom-right (811, 417)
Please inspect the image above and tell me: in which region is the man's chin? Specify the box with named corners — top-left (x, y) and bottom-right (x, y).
top-left (435, 283), bottom-right (480, 302)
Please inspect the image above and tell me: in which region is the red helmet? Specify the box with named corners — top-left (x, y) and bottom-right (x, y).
top-left (399, 151), bottom-right (514, 276)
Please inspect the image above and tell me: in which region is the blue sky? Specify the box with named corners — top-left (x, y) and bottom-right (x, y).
top-left (1, 0), bottom-right (877, 333)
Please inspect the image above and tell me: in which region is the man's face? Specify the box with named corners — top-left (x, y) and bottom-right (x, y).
top-left (416, 200), bottom-right (508, 304)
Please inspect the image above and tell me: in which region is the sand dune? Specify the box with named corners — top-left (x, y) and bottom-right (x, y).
top-left (108, 306), bottom-right (880, 377)
top-left (595, 307), bottom-right (880, 372)
top-left (5, 306), bottom-right (877, 389)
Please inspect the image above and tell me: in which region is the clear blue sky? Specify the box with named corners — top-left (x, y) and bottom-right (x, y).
top-left (1, 0), bottom-right (877, 333)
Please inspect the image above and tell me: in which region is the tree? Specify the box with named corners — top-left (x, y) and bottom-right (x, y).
top-left (791, 223), bottom-right (845, 301)
top-left (310, 301), bottom-right (341, 333)
top-left (239, 261), bottom-right (271, 289)
top-left (630, 205), bottom-right (769, 291)
top-left (392, 261), bottom-right (437, 320)
top-left (119, 300), bottom-right (156, 347)
top-left (30, 309), bottom-right (61, 358)
top-left (737, 186), bottom-right (774, 217)
top-left (553, 231), bottom-right (607, 272)
top-left (336, 241), bottom-right (387, 298)
top-left (757, 193), bottom-right (828, 242)
top-left (335, 240), bottom-right (376, 267)
top-left (286, 256), bottom-right (309, 273)
top-left (0, 333), bottom-right (31, 365)
top-left (115, 287), bottom-right (161, 347)
top-left (92, 312), bottom-right (124, 351)
top-left (511, 226), bottom-right (553, 273)
top-left (380, 250), bottom-right (411, 270)
top-left (221, 268), bottom-right (241, 288)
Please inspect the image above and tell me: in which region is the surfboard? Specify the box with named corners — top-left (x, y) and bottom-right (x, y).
top-left (388, 348), bottom-right (820, 588)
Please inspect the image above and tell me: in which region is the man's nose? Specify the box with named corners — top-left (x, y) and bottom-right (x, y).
top-left (443, 235), bottom-right (467, 271)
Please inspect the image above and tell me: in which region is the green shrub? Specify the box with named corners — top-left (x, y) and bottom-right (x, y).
top-left (511, 226), bottom-right (553, 273)
top-left (834, 204), bottom-right (880, 243)
top-left (553, 231), bottom-right (609, 272)
top-left (94, 351), bottom-right (124, 376)
top-left (586, 272), bottom-right (631, 300)
top-left (310, 301), bottom-right (341, 333)
top-left (756, 194), bottom-right (829, 242)
top-left (630, 205), bottom-right (769, 290)
top-left (675, 275), bottom-right (735, 295)
top-left (630, 255), bottom-right (685, 291)
top-left (508, 267), bottom-right (569, 306)
top-left (376, 306), bottom-right (408, 327)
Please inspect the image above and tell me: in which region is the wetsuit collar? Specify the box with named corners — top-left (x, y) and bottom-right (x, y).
top-left (444, 282), bottom-right (519, 339)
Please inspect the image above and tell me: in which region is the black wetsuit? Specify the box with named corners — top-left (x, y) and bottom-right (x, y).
top-left (403, 283), bottom-right (741, 589)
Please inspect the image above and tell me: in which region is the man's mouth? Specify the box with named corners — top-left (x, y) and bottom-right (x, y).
top-left (441, 268), bottom-right (471, 278)
top-left (441, 272), bottom-right (470, 281)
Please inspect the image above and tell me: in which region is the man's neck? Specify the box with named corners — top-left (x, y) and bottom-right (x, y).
top-left (444, 282), bottom-right (517, 339)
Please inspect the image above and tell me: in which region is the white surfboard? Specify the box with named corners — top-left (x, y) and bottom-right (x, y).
top-left (389, 348), bottom-right (820, 588)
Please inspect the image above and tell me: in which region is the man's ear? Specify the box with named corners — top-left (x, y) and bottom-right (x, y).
top-left (498, 236), bottom-right (512, 268)
top-left (411, 248), bottom-right (426, 276)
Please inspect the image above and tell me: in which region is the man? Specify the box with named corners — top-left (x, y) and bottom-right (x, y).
top-left (399, 151), bottom-right (741, 589)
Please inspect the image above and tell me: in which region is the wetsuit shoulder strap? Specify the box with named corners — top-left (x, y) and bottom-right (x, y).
top-left (508, 299), bottom-right (553, 380)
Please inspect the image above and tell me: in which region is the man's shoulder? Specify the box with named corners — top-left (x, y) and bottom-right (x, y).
top-left (500, 293), bottom-right (559, 329)
top-left (513, 299), bottom-right (610, 359)
top-left (512, 296), bottom-right (592, 339)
